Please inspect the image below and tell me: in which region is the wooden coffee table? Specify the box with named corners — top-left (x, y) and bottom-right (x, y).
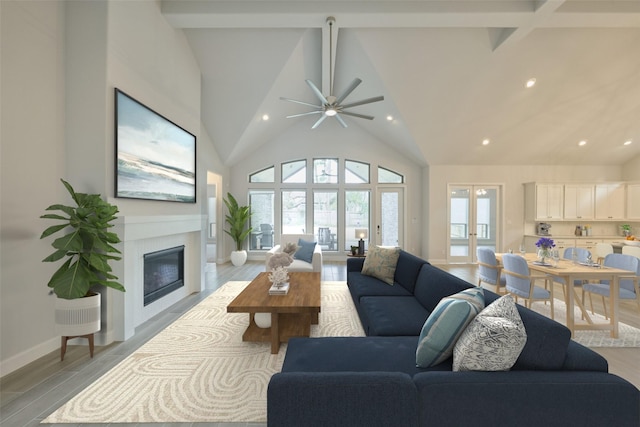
top-left (227, 271), bottom-right (321, 353)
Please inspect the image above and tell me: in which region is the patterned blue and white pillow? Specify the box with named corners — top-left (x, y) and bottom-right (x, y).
top-left (416, 287), bottom-right (485, 367)
top-left (452, 294), bottom-right (527, 372)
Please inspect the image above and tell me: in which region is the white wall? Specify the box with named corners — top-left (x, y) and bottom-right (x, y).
top-left (1, 0), bottom-right (68, 375)
top-left (228, 119), bottom-right (425, 258)
top-left (427, 165), bottom-right (623, 263)
top-left (622, 154), bottom-right (640, 181)
top-left (0, 0), bottom-right (224, 376)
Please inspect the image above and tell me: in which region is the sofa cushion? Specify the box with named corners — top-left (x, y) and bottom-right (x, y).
top-left (361, 245), bottom-right (400, 285)
top-left (360, 296), bottom-right (430, 336)
top-left (393, 251), bottom-right (428, 293)
top-left (413, 264), bottom-right (476, 312)
top-left (282, 337), bottom-right (452, 376)
top-left (453, 294), bottom-right (527, 372)
top-left (416, 287), bottom-right (485, 367)
top-left (348, 272), bottom-right (414, 301)
top-left (294, 238), bottom-right (316, 263)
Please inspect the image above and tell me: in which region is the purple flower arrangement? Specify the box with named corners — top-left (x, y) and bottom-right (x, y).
top-left (535, 237), bottom-right (555, 250)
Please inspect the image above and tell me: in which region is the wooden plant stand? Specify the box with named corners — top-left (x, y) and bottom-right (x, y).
top-left (61, 333), bottom-right (94, 361)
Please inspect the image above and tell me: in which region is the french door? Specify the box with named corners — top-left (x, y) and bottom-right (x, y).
top-left (448, 185), bottom-right (501, 263)
top-left (376, 188), bottom-right (404, 248)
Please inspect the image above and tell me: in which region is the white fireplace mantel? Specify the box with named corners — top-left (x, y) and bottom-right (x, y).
top-left (105, 215), bottom-right (205, 344)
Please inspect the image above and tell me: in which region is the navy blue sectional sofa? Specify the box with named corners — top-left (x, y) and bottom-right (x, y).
top-left (267, 250), bottom-right (640, 427)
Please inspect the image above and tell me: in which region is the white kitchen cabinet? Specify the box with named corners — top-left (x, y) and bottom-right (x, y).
top-left (575, 239), bottom-right (600, 253)
top-left (627, 183), bottom-right (640, 220)
top-left (525, 183), bottom-right (563, 221)
top-left (563, 184), bottom-right (594, 220)
top-left (554, 239), bottom-right (574, 254)
top-left (595, 183), bottom-right (625, 220)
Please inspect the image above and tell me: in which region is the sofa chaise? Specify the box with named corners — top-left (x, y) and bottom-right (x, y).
top-left (267, 249), bottom-right (640, 427)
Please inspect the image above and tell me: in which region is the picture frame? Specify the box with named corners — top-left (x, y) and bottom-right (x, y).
top-left (115, 88), bottom-right (196, 203)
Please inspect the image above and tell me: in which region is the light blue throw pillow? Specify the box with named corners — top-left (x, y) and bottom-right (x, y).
top-left (294, 239), bottom-right (317, 263)
top-left (416, 287), bottom-right (485, 368)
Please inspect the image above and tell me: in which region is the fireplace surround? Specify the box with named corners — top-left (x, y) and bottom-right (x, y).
top-left (105, 215), bottom-right (205, 345)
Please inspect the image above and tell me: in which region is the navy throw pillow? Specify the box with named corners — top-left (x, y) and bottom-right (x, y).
top-left (294, 239), bottom-right (317, 263)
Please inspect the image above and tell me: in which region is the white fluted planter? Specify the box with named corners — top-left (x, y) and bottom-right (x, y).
top-left (55, 292), bottom-right (101, 336)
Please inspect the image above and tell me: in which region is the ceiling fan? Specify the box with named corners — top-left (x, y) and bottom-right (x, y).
top-left (280, 17), bottom-right (384, 129)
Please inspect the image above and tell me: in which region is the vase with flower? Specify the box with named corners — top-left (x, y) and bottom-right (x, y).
top-left (535, 237), bottom-right (555, 264)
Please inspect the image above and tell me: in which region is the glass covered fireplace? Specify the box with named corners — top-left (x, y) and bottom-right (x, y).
top-left (143, 245), bottom-right (184, 306)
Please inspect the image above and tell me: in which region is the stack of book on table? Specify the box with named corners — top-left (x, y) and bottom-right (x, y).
top-left (269, 282), bottom-right (290, 295)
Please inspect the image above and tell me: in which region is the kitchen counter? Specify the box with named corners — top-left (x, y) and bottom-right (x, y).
top-left (524, 234), bottom-right (625, 240)
top-left (522, 235), bottom-right (627, 254)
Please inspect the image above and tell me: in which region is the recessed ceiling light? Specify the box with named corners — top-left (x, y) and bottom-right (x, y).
top-left (386, 115), bottom-right (394, 121)
top-left (624, 140), bottom-right (633, 146)
top-left (262, 114), bottom-right (269, 121)
top-left (526, 78), bottom-right (536, 88)
top-left (482, 138), bottom-right (490, 146)
top-left (578, 140), bottom-right (587, 146)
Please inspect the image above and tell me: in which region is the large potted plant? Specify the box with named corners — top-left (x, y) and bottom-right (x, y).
top-left (40, 179), bottom-right (125, 359)
top-left (223, 192), bottom-right (253, 266)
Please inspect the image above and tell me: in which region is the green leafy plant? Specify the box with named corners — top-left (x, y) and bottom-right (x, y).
top-left (40, 179), bottom-right (125, 299)
top-left (223, 192), bottom-right (253, 251)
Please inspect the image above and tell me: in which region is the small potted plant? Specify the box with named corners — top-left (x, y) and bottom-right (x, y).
top-left (621, 224), bottom-right (632, 237)
top-left (223, 192), bottom-right (253, 266)
top-left (40, 179), bottom-right (125, 359)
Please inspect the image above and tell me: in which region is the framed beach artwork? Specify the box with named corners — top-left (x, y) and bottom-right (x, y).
top-left (115, 88), bottom-right (196, 203)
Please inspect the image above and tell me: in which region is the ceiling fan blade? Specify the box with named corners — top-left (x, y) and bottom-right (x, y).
top-left (340, 95), bottom-right (385, 109)
top-left (335, 78), bottom-right (362, 105)
top-left (280, 97), bottom-right (322, 108)
top-left (286, 111), bottom-right (323, 119)
top-left (335, 114), bottom-right (348, 128)
top-left (339, 111), bottom-right (374, 120)
top-left (311, 114), bottom-right (328, 129)
top-left (305, 79), bottom-right (328, 105)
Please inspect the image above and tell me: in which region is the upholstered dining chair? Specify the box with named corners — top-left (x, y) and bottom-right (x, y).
top-left (502, 253), bottom-right (554, 319)
top-left (476, 247), bottom-right (506, 294)
top-left (553, 247), bottom-right (592, 300)
top-left (595, 242), bottom-right (614, 264)
top-left (621, 245), bottom-right (640, 259)
top-left (582, 253), bottom-right (640, 318)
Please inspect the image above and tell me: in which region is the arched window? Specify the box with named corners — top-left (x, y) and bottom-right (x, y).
top-left (249, 166), bottom-right (274, 183)
top-left (248, 159), bottom-right (404, 252)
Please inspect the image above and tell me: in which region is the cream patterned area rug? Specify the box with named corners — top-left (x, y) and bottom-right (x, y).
top-left (42, 281), bottom-right (365, 424)
top-left (526, 297), bottom-right (640, 347)
top-left (43, 282), bottom-right (640, 424)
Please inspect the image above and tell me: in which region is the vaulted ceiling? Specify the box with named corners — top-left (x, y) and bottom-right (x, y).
top-left (162, 0), bottom-right (640, 167)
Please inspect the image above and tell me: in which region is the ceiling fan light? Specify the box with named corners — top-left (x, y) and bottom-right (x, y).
top-left (325, 108), bottom-right (338, 117)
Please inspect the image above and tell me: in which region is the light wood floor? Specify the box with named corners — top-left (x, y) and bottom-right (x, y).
top-left (1, 261), bottom-right (638, 427)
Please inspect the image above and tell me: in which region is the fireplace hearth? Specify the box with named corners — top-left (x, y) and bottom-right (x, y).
top-left (143, 245), bottom-right (185, 306)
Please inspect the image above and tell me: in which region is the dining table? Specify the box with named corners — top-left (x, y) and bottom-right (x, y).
top-left (495, 252), bottom-right (633, 338)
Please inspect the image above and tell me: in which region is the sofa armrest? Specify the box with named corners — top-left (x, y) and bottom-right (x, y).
top-left (311, 243), bottom-right (323, 272)
top-left (414, 370), bottom-right (639, 427)
top-left (268, 372), bottom-right (419, 427)
top-left (347, 257), bottom-right (365, 272)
